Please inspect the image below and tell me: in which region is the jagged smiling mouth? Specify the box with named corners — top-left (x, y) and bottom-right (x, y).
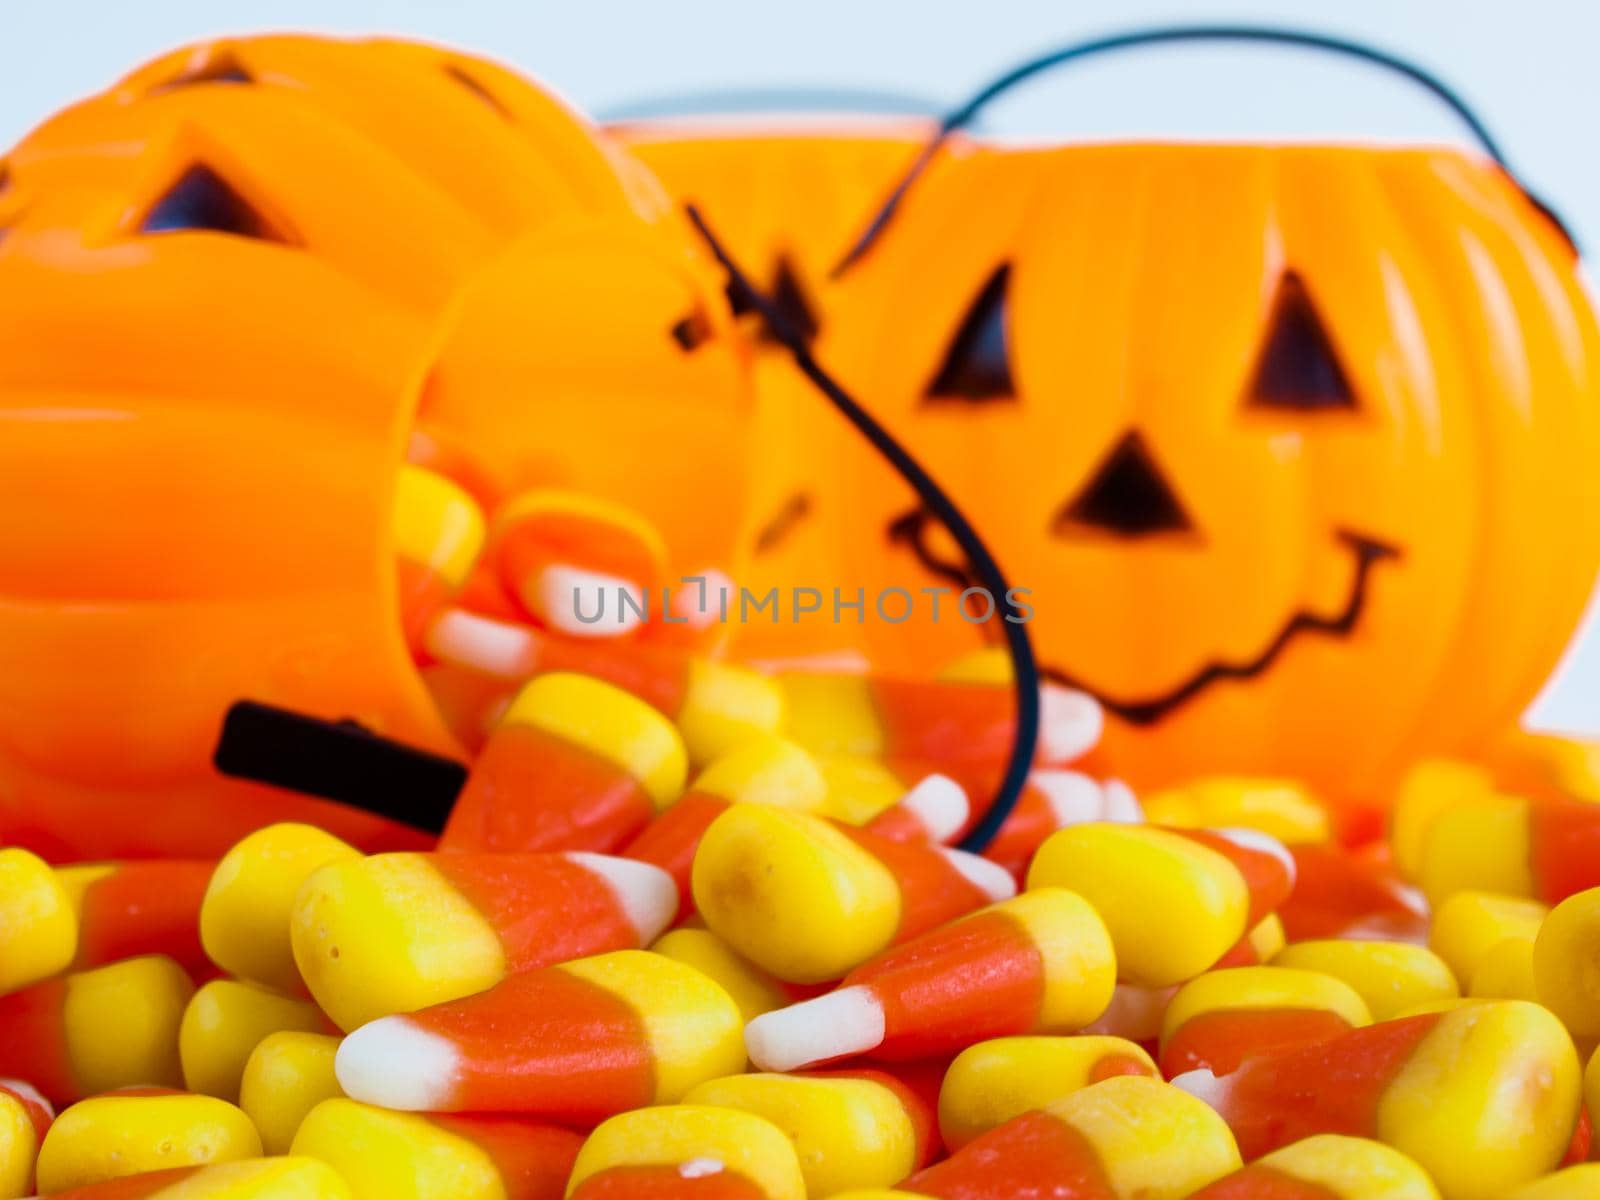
top-left (890, 509), bottom-right (1401, 726)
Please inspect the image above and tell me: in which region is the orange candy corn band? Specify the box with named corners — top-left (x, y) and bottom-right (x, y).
top-left (1161, 1008), bottom-right (1361, 1078)
top-left (63, 861), bottom-right (216, 980)
top-left (903, 1110), bottom-right (1116, 1198)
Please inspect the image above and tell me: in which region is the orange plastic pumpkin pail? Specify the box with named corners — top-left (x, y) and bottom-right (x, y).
top-left (0, 36), bottom-right (750, 859)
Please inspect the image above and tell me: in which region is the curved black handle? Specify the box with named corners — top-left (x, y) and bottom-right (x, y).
top-left (835, 24), bottom-right (1561, 274)
top-left (685, 204), bottom-right (1042, 854)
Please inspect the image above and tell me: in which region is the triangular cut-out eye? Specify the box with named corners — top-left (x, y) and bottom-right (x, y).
top-left (0, 161), bottom-right (11, 195)
top-left (1247, 271), bottom-right (1357, 411)
top-left (150, 50), bottom-right (253, 93)
top-left (760, 255), bottom-right (819, 344)
top-left (443, 64), bottom-right (513, 118)
top-left (925, 265), bottom-right (1015, 402)
top-left (138, 164), bottom-right (286, 242)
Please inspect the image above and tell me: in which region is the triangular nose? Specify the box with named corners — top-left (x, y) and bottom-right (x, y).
top-left (1054, 431), bottom-right (1194, 539)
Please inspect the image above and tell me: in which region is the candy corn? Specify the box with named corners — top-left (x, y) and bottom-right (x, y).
top-left (693, 805), bottom-right (1015, 984)
top-left (1429, 890), bottom-right (1548, 986)
top-left (623, 736), bottom-right (828, 913)
top-left (178, 980), bottom-right (325, 1103)
top-left (426, 609), bottom-right (783, 765)
top-left (937, 1036), bottom-right (1158, 1151)
top-left (57, 861), bottom-right (215, 980)
top-left (1142, 777), bottom-right (1331, 844)
top-left (1272, 940), bottom-right (1459, 1021)
top-left (685, 1069), bottom-right (937, 1195)
top-left (334, 950), bottom-right (744, 1119)
top-left (1173, 1001), bottom-right (1580, 1200)
top-left (1278, 842), bottom-right (1427, 943)
top-left (200, 823), bottom-right (360, 995)
top-left (1026, 823), bottom-right (1295, 987)
top-left (977, 770), bottom-right (1140, 879)
top-left (439, 672), bottom-right (688, 853)
top-left (41, 1158), bottom-right (352, 1199)
top-left (0, 1079), bottom-right (51, 1200)
top-left (745, 889), bottom-right (1114, 1071)
top-left (1532, 886), bottom-right (1600, 1036)
top-left (779, 672), bottom-right (1101, 769)
top-left (238, 1032), bottom-right (341, 1156)
top-left (903, 1076), bottom-right (1240, 1199)
top-left (1186, 1133), bottom-right (1440, 1199)
top-left (35, 1089), bottom-right (261, 1193)
top-left (0, 847), bottom-right (77, 993)
top-left (0, 956), bottom-right (191, 1106)
top-left (861, 774), bottom-right (970, 845)
top-left (649, 929), bottom-right (812, 1024)
top-left (291, 850), bottom-right (676, 1031)
top-left (1159, 966), bottom-right (1372, 1077)
top-left (393, 464), bottom-right (486, 652)
top-left (1508, 1164), bottom-right (1600, 1200)
top-left (292, 1097), bottom-right (580, 1200)
top-left (566, 1105), bottom-right (804, 1200)
top-left (1410, 791), bottom-right (1600, 907)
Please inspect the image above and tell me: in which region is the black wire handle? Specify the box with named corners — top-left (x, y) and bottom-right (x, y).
top-left (835, 24), bottom-right (1557, 276)
top-left (684, 205), bottom-right (1041, 853)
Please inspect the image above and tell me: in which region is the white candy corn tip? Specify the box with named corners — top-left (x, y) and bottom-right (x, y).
top-left (745, 986), bottom-right (886, 1072)
top-left (536, 565), bottom-right (647, 637)
top-left (0, 1077), bottom-right (52, 1118)
top-left (900, 774), bottom-right (969, 843)
top-left (1171, 1067), bottom-right (1229, 1109)
top-left (426, 609), bottom-right (534, 680)
top-left (1032, 770), bottom-right (1107, 827)
top-left (1101, 778), bottom-right (1143, 823)
top-left (336, 1018), bottom-right (458, 1112)
top-left (1214, 827), bottom-right (1297, 888)
top-left (566, 852), bottom-right (679, 943)
top-left (1038, 686), bottom-right (1103, 764)
top-left (680, 1159), bottom-right (725, 1179)
top-left (939, 847), bottom-right (1018, 902)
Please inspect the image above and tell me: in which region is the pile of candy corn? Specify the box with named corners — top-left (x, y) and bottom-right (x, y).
top-left (2, 446), bottom-right (1600, 1198)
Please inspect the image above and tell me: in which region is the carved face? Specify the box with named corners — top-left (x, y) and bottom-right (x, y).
top-left (0, 36), bottom-right (748, 857)
top-left (815, 143), bottom-right (1600, 795)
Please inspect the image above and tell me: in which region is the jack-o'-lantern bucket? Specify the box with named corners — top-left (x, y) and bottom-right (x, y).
top-left (757, 31), bottom-right (1600, 803)
top-left (0, 36), bottom-right (750, 859)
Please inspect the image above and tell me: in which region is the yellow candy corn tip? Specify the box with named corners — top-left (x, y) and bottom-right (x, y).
top-left (1429, 890), bottom-right (1547, 985)
top-left (680, 661), bottom-right (787, 766)
top-left (35, 1091), bottom-right (262, 1193)
top-left (179, 979), bottom-right (324, 1101)
top-left (692, 805), bottom-right (901, 984)
top-left (393, 464), bottom-right (486, 586)
top-left (685, 1073), bottom-right (918, 1196)
top-left (1271, 940), bottom-right (1457, 1022)
top-left (1027, 823), bottom-right (1249, 988)
top-left (1253, 1134), bottom-right (1441, 1200)
top-left (291, 852), bottom-right (506, 1033)
top-left (651, 928), bottom-right (790, 1023)
top-left (292, 1098), bottom-right (504, 1200)
top-left (1533, 887), bottom-right (1600, 1037)
top-left (0, 847), bottom-right (78, 993)
top-left (569, 1105), bottom-right (806, 1200)
top-left (65, 956), bottom-right (194, 1097)
top-left (690, 734), bottom-right (826, 811)
top-left (201, 822), bottom-right (360, 994)
top-left (502, 672), bottom-right (689, 808)
top-left (239, 1031), bottom-right (343, 1156)
top-left (939, 1035), bottom-right (1158, 1150)
top-left (1051, 1077), bottom-right (1242, 1199)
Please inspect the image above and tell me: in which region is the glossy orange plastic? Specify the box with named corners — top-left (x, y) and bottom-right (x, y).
top-left (0, 36), bottom-right (749, 859)
top-left (799, 143), bottom-right (1600, 801)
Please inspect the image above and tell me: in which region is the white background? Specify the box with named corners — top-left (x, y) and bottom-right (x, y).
top-left (3, 0), bottom-right (1596, 733)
